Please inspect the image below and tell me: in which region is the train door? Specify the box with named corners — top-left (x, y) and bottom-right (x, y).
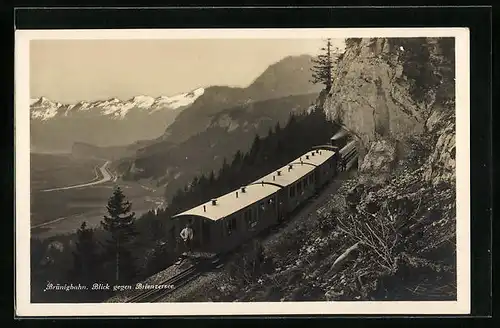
top-left (276, 192), bottom-right (284, 222)
top-left (201, 219), bottom-right (211, 249)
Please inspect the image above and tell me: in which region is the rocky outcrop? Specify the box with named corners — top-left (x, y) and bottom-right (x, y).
top-left (323, 37), bottom-right (455, 185)
top-left (421, 105), bottom-right (456, 186)
top-left (358, 138), bottom-right (398, 184)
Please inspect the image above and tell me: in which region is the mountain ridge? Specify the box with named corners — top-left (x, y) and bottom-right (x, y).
top-left (30, 88), bottom-right (206, 152)
top-left (30, 87), bottom-right (205, 121)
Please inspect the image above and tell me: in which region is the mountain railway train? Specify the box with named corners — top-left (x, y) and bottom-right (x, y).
top-left (170, 130), bottom-right (358, 258)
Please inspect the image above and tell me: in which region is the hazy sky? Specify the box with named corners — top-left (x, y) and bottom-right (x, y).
top-left (30, 38), bottom-right (345, 103)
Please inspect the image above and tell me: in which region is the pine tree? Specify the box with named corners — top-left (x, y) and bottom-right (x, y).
top-left (220, 157), bottom-right (230, 176)
top-left (69, 221), bottom-right (99, 299)
top-left (274, 122), bottom-right (282, 134)
top-left (101, 186), bottom-right (138, 285)
top-left (249, 134), bottom-right (261, 160)
top-left (71, 221), bottom-right (98, 284)
top-left (311, 38), bottom-right (337, 90)
top-left (232, 150), bottom-right (243, 168)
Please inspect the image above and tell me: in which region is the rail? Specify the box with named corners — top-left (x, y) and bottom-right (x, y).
top-left (125, 265), bottom-right (202, 303)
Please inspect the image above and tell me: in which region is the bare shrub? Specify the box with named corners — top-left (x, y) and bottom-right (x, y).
top-left (336, 205), bottom-right (402, 274)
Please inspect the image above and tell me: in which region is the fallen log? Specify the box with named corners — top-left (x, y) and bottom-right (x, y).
top-left (327, 242), bottom-right (362, 276)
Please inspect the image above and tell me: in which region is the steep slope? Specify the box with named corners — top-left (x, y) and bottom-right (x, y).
top-left (30, 89), bottom-right (204, 152)
top-left (161, 55), bottom-right (322, 145)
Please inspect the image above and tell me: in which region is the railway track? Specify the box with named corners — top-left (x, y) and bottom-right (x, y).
top-left (126, 264), bottom-right (204, 303)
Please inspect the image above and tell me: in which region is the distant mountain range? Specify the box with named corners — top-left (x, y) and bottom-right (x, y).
top-left (30, 88), bottom-right (205, 152)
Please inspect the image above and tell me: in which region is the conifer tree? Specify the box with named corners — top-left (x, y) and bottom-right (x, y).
top-left (274, 122), bottom-right (282, 134)
top-left (69, 221), bottom-right (99, 288)
top-left (208, 170), bottom-right (215, 185)
top-left (232, 150), bottom-right (243, 168)
top-left (101, 186), bottom-right (138, 285)
top-left (311, 38), bottom-right (338, 90)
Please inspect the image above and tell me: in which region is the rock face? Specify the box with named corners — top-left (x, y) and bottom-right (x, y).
top-left (322, 37), bottom-right (455, 185)
top-left (421, 105), bottom-right (456, 186)
top-left (359, 138), bottom-right (397, 173)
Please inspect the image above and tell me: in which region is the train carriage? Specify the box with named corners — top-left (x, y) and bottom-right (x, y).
top-left (171, 183), bottom-right (281, 255)
top-left (251, 160), bottom-right (316, 215)
top-left (168, 132), bottom-right (357, 258)
top-left (296, 148), bottom-right (338, 188)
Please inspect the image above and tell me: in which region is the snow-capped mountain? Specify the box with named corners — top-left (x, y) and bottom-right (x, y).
top-left (30, 88), bottom-right (205, 121)
top-left (30, 88), bottom-right (205, 152)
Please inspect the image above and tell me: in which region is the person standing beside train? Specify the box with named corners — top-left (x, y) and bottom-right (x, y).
top-left (180, 223), bottom-right (194, 255)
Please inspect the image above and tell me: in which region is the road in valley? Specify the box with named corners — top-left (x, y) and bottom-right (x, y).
top-left (31, 159), bottom-right (163, 238)
top-left (40, 161), bottom-right (114, 192)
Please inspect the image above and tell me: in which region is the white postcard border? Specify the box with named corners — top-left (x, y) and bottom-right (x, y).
top-left (15, 27), bottom-right (470, 316)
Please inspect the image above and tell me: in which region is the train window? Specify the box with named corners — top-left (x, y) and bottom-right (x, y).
top-left (290, 185), bottom-right (296, 198)
top-left (297, 180), bottom-right (303, 193)
top-left (246, 208), bottom-right (258, 230)
top-left (227, 217), bottom-right (237, 235)
top-left (232, 217), bottom-right (237, 231)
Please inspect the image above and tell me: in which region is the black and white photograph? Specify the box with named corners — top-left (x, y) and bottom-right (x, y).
top-left (15, 28), bottom-right (470, 316)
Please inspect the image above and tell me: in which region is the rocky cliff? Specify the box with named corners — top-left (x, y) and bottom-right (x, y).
top-left (323, 37), bottom-right (455, 186)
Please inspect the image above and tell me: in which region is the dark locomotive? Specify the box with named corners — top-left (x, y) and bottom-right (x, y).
top-left (170, 131), bottom-right (358, 258)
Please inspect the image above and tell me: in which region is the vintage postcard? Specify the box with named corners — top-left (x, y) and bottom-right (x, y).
top-left (15, 28), bottom-right (470, 316)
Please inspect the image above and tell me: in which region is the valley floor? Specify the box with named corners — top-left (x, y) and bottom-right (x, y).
top-left (31, 177), bottom-right (165, 239)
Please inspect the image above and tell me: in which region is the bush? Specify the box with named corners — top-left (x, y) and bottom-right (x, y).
top-left (227, 240), bottom-right (267, 284)
top-left (318, 214), bottom-right (337, 235)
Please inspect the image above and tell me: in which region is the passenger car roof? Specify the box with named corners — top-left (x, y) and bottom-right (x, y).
top-left (252, 149), bottom-right (336, 187)
top-left (172, 183), bottom-right (281, 221)
top-left (295, 149), bottom-right (336, 167)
